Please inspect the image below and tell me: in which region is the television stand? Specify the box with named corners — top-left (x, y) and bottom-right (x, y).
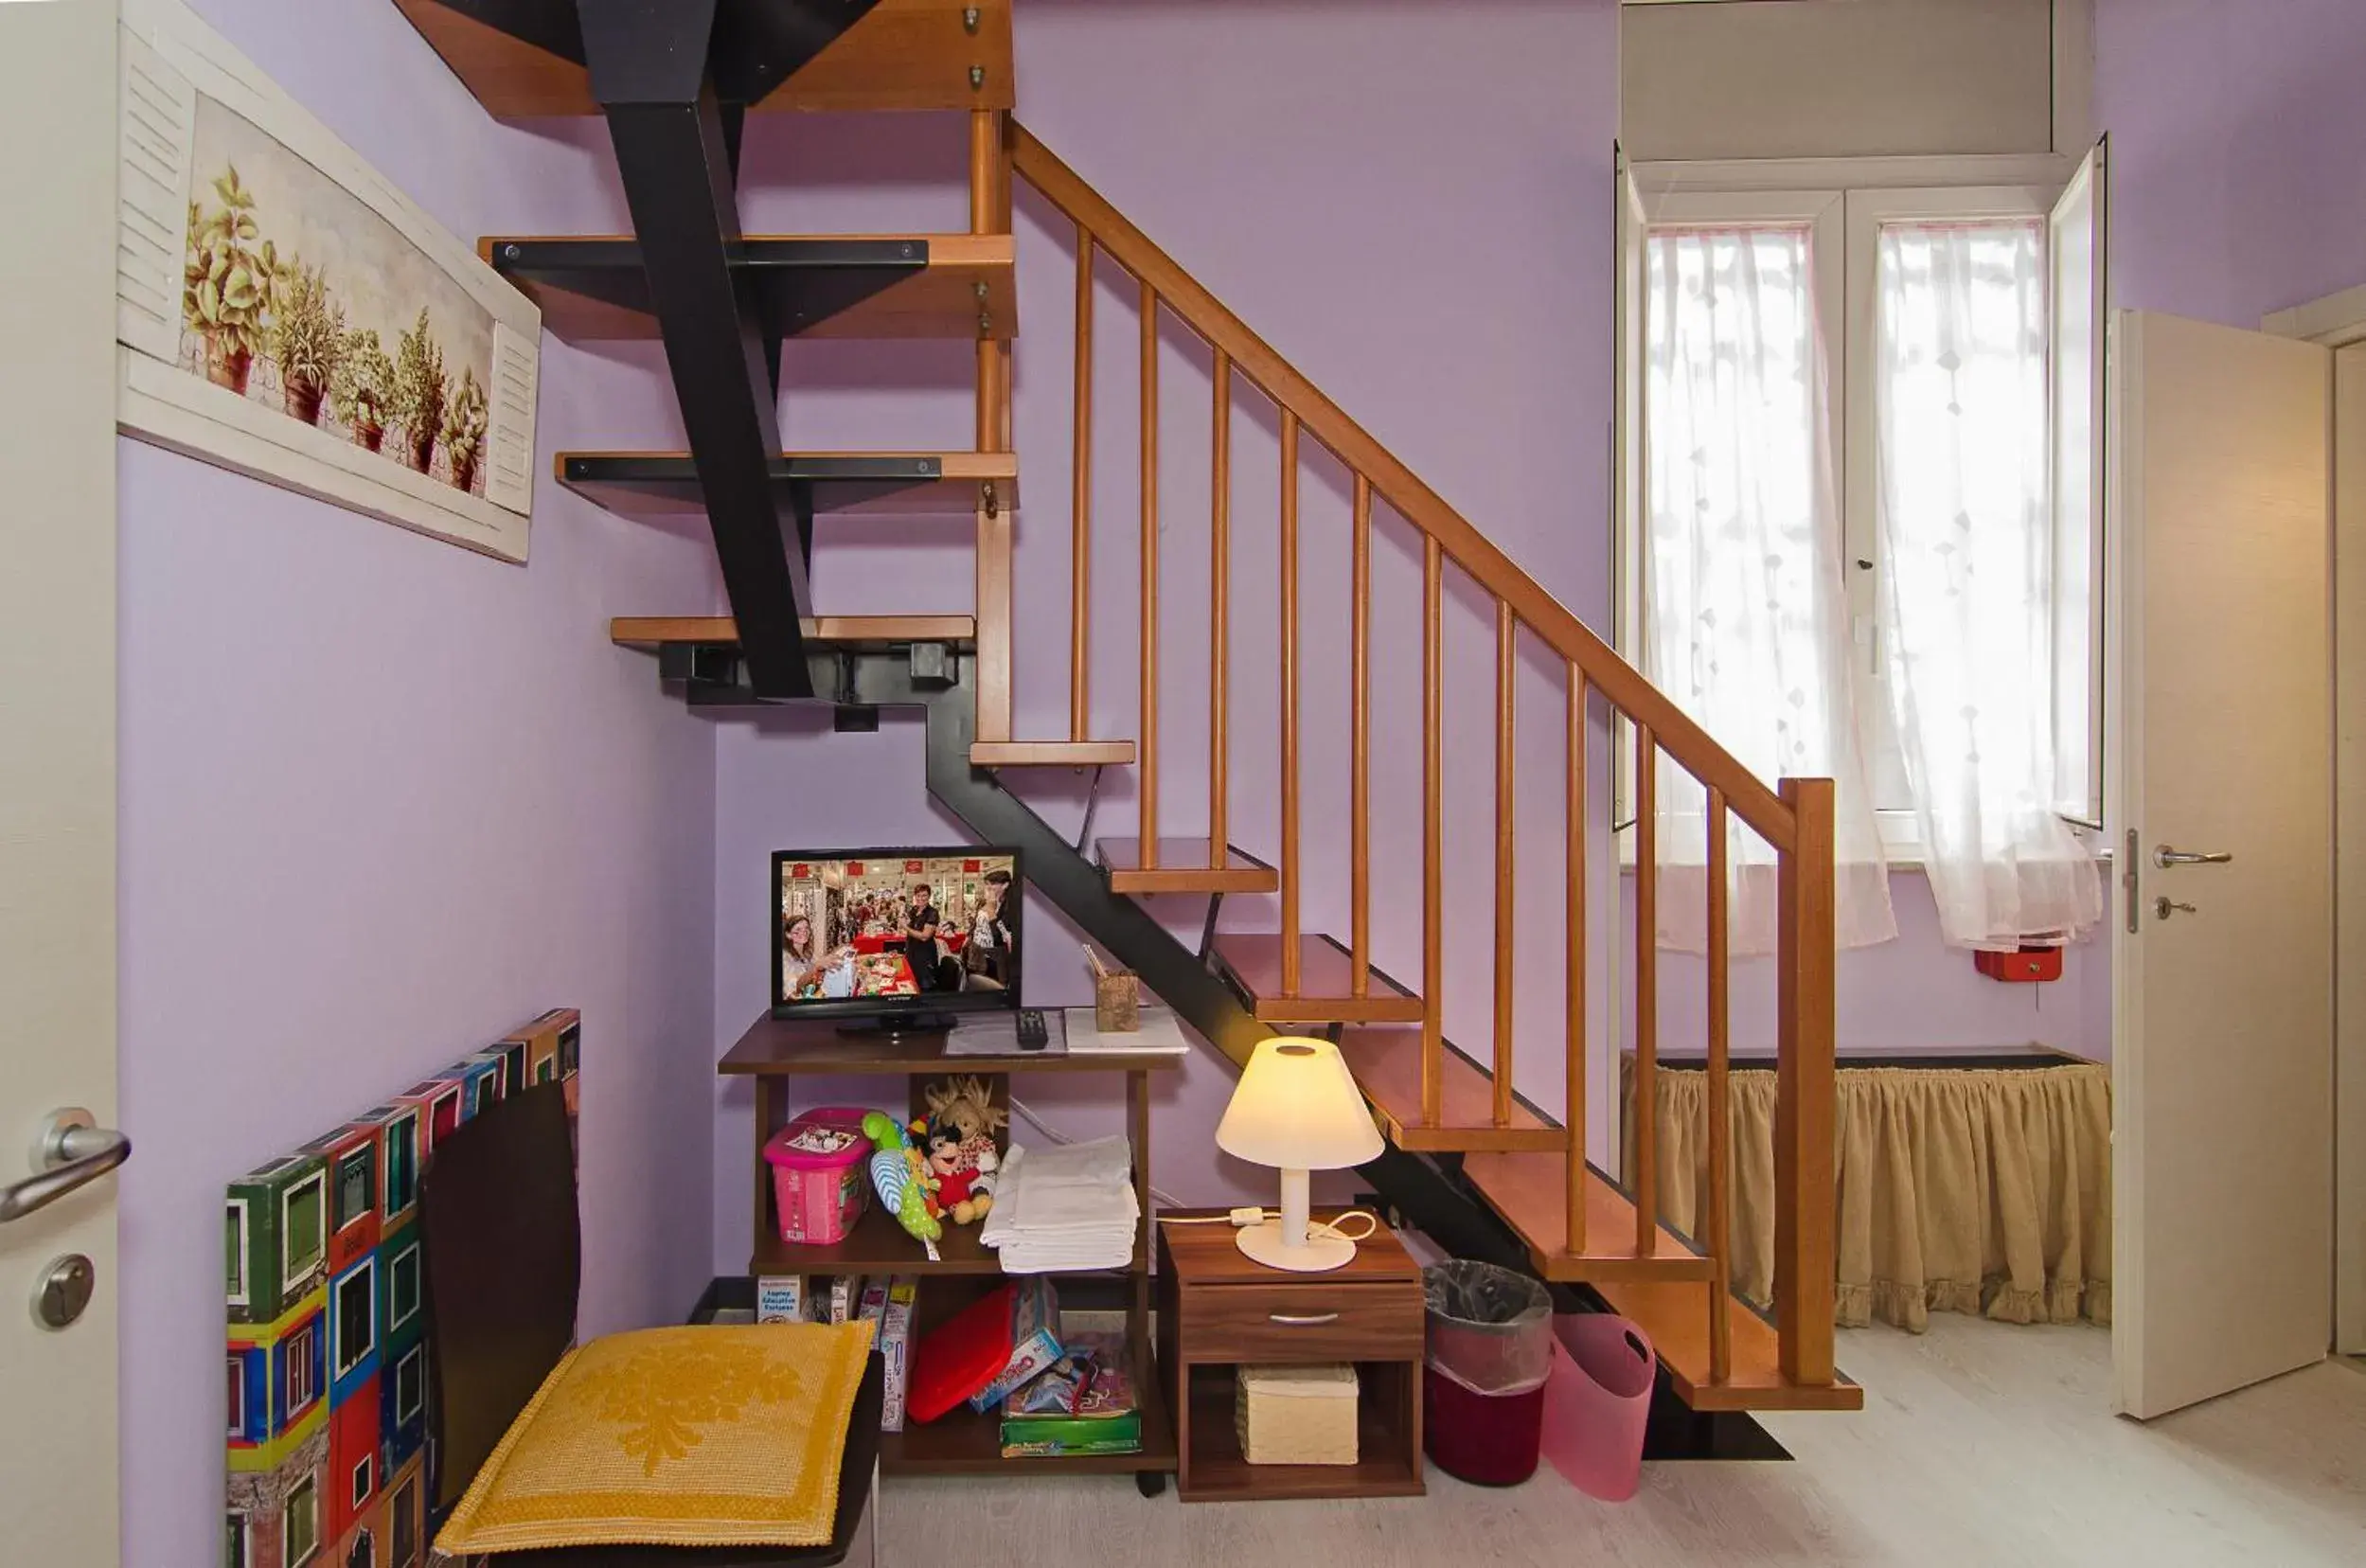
top-left (835, 1009), bottom-right (961, 1037)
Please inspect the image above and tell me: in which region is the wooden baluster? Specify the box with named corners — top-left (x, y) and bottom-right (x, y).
top-left (1421, 537), bottom-right (1444, 1127)
top-left (1209, 351), bottom-right (1231, 869)
top-left (1070, 226), bottom-right (1094, 742)
top-left (1705, 785), bottom-right (1732, 1384)
top-left (1138, 280), bottom-right (1160, 869)
top-left (970, 109), bottom-right (1012, 745)
top-left (1566, 668), bottom-right (1589, 1256)
top-left (1632, 725), bottom-right (1658, 1260)
top-left (1279, 410), bottom-right (1302, 995)
top-left (1492, 601), bottom-right (1516, 1128)
top-left (1776, 776), bottom-right (1838, 1386)
top-left (1351, 474), bottom-right (1372, 997)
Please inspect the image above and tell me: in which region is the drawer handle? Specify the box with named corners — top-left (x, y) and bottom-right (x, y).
top-left (1268, 1311), bottom-right (1340, 1327)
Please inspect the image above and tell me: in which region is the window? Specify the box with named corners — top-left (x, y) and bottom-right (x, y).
top-left (395, 1343), bottom-right (425, 1422)
top-left (350, 1452), bottom-right (374, 1510)
top-left (333, 1148), bottom-right (374, 1236)
top-left (1621, 151), bottom-right (2108, 951)
top-left (226, 1514), bottom-right (248, 1568)
top-left (390, 1477), bottom-right (418, 1568)
top-left (387, 1242), bottom-right (420, 1332)
top-left (283, 1321), bottom-right (318, 1414)
top-left (559, 1022), bottom-right (579, 1075)
top-left (283, 1472), bottom-right (318, 1568)
top-left (334, 1260), bottom-right (376, 1381)
top-left (382, 1113), bottom-right (418, 1219)
top-left (225, 1200), bottom-right (248, 1306)
top-left (227, 1355), bottom-right (244, 1437)
top-left (281, 1172), bottom-right (326, 1285)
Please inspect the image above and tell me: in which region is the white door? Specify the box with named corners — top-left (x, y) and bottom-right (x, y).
top-left (2110, 311), bottom-right (2334, 1418)
top-left (0, 0), bottom-right (125, 1559)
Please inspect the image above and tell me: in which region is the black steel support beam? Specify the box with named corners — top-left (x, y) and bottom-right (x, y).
top-left (437, 1), bottom-right (887, 103)
top-left (578, 0), bottom-right (812, 698)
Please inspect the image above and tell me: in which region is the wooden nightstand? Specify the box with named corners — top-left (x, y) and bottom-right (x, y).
top-left (1156, 1210), bottom-right (1426, 1502)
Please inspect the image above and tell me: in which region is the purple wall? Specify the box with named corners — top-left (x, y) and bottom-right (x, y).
top-left (116, 3), bottom-right (721, 1560)
top-left (710, 0), bottom-right (1626, 1267)
top-left (2097, 0), bottom-right (2366, 327)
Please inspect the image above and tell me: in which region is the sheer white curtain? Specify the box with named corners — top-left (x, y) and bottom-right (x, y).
top-left (1645, 228), bottom-right (1895, 955)
top-left (1873, 223), bottom-right (2103, 948)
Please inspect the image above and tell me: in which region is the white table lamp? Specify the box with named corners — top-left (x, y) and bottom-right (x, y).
top-left (1214, 1036), bottom-right (1385, 1273)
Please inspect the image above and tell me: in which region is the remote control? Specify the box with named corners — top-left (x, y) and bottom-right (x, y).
top-left (1016, 1008), bottom-right (1048, 1051)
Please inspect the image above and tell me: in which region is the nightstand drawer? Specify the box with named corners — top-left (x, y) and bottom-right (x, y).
top-left (1178, 1282), bottom-right (1424, 1363)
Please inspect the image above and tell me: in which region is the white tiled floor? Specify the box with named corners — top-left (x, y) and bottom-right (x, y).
top-left (881, 1316), bottom-right (2366, 1566)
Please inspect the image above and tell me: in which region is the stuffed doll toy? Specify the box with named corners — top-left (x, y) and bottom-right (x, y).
top-left (916, 1075), bottom-right (1007, 1224)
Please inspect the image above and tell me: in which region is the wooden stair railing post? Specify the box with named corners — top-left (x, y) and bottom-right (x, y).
top-left (1775, 775), bottom-right (1839, 1386)
top-left (1492, 601), bottom-right (1516, 1129)
top-left (1279, 411), bottom-right (1302, 996)
top-left (1070, 225), bottom-right (1094, 743)
top-left (1138, 279), bottom-right (1161, 869)
top-left (1210, 350), bottom-right (1232, 866)
top-left (1632, 724), bottom-right (1658, 1259)
top-left (1705, 785), bottom-right (1733, 1384)
top-left (971, 107), bottom-right (1013, 744)
top-left (1565, 668), bottom-right (1589, 1256)
top-left (1420, 537), bottom-right (1444, 1126)
top-left (1351, 474), bottom-right (1372, 996)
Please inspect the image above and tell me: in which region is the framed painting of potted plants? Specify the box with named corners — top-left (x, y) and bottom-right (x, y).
top-left (114, 0), bottom-right (539, 563)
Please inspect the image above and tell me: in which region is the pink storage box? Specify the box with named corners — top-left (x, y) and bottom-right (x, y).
top-left (763, 1107), bottom-right (873, 1244)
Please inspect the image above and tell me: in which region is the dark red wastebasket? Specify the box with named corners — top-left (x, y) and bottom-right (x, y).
top-left (1420, 1261), bottom-right (1554, 1486)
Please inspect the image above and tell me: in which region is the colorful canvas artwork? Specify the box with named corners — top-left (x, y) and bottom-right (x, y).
top-left (224, 1007), bottom-right (579, 1568)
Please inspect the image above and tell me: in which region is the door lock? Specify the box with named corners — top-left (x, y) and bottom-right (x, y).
top-left (2154, 896), bottom-right (2198, 920)
top-left (31, 1254), bottom-right (95, 1330)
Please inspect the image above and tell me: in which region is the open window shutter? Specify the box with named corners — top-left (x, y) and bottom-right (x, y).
top-left (116, 27), bottom-right (197, 364)
top-left (486, 322), bottom-right (540, 514)
top-left (2048, 135), bottom-right (2108, 825)
top-left (1610, 143), bottom-right (1648, 822)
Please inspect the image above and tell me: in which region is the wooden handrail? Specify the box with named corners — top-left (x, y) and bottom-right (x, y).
top-left (1008, 120), bottom-right (1796, 851)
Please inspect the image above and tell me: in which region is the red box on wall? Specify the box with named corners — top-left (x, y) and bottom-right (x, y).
top-left (1974, 946), bottom-right (2064, 983)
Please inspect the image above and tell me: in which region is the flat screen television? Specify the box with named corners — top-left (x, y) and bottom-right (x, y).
top-left (772, 847), bottom-right (1023, 1030)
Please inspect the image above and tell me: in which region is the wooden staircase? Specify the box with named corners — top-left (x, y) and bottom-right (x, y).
top-left (406, 0), bottom-right (1858, 1418)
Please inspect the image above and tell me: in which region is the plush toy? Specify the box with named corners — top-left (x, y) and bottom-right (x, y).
top-left (863, 1110), bottom-right (942, 1253)
top-left (918, 1076), bottom-right (1008, 1225)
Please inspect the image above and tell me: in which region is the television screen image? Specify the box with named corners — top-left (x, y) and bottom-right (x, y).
top-left (774, 849), bottom-right (1022, 1023)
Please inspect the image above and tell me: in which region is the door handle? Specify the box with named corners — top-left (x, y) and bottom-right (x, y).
top-left (1268, 1311), bottom-right (1340, 1327)
top-left (2153, 845), bottom-right (2233, 868)
top-left (2154, 897), bottom-right (2198, 921)
top-left (0, 1110), bottom-right (131, 1224)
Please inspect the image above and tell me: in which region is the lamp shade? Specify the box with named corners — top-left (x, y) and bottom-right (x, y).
top-left (1214, 1036), bottom-right (1383, 1170)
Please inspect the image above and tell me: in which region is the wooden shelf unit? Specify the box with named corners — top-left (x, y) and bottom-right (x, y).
top-left (720, 1011), bottom-right (1182, 1482)
top-left (559, 451), bottom-right (1018, 526)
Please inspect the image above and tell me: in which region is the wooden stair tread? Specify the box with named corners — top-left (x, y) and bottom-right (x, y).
top-left (559, 452), bottom-right (1016, 523)
top-left (1207, 933), bottom-right (1424, 1025)
top-left (1594, 1278), bottom-right (1865, 1413)
top-left (968, 740), bottom-right (1137, 767)
top-left (611, 615), bottom-right (974, 650)
top-left (1094, 838), bottom-right (1279, 895)
top-left (396, 0), bottom-right (1015, 119)
top-left (1462, 1151), bottom-right (1714, 1284)
top-left (483, 234), bottom-right (1016, 343)
top-left (1336, 1027), bottom-right (1565, 1153)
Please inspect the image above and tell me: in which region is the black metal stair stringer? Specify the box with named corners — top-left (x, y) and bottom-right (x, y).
top-left (436, 1), bottom-right (887, 104)
top-left (577, 0), bottom-right (819, 698)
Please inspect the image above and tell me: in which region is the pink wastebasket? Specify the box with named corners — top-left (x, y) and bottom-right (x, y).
top-left (1539, 1313), bottom-right (1655, 1502)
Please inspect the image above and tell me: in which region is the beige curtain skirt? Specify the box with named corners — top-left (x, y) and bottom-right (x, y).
top-left (1622, 1059), bottom-right (2111, 1333)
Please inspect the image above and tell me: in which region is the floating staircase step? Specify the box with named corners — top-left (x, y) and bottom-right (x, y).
top-left (967, 740), bottom-right (1137, 767)
top-left (1593, 1278), bottom-right (1865, 1414)
top-left (1462, 1151), bottom-right (1715, 1285)
top-left (396, 0), bottom-right (1015, 119)
top-left (1207, 933), bottom-right (1424, 1025)
top-left (560, 452), bottom-right (1016, 525)
top-left (483, 235), bottom-right (1016, 343)
top-left (611, 615), bottom-right (974, 651)
top-left (1335, 1027), bottom-right (1567, 1154)
top-left (1094, 838), bottom-right (1279, 895)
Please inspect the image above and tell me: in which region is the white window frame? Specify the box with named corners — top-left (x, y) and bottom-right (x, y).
top-left (332, 1257), bottom-right (376, 1382)
top-left (282, 1471), bottom-right (318, 1568)
top-left (1619, 156), bottom-right (2101, 866)
top-left (1842, 184), bottom-right (2058, 860)
top-left (225, 1198), bottom-right (249, 1309)
top-left (283, 1321), bottom-right (316, 1414)
top-left (395, 1343), bottom-right (426, 1423)
top-left (382, 1111), bottom-right (418, 1219)
top-left (387, 1239), bottom-right (421, 1332)
top-left (350, 1452), bottom-right (374, 1511)
top-left (1615, 188), bottom-right (1843, 848)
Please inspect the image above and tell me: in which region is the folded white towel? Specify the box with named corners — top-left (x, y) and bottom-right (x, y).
top-left (982, 1136), bottom-right (1141, 1273)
